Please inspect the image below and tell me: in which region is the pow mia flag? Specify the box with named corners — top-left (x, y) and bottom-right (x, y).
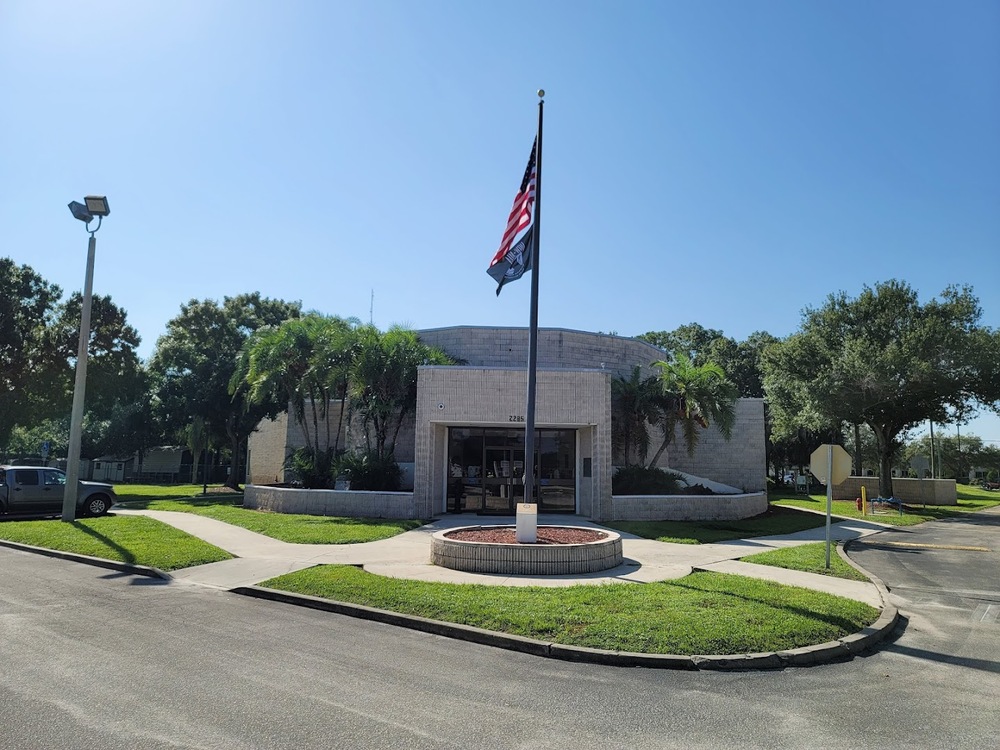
top-left (487, 226), bottom-right (533, 296)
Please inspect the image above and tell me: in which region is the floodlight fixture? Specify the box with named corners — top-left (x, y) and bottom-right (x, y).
top-left (68, 201), bottom-right (93, 224)
top-left (84, 195), bottom-right (110, 217)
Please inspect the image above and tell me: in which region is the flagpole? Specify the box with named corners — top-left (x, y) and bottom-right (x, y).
top-left (519, 90), bottom-right (544, 538)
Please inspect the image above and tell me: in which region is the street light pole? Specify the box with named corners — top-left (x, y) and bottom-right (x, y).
top-left (63, 196), bottom-right (109, 522)
top-left (62, 233), bottom-right (96, 520)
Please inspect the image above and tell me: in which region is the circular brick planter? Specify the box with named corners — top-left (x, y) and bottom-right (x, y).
top-left (431, 526), bottom-right (623, 575)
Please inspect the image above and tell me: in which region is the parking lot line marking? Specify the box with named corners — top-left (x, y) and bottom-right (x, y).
top-left (973, 604), bottom-right (999, 624)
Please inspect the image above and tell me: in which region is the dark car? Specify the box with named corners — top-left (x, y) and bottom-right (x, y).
top-left (0, 466), bottom-right (116, 517)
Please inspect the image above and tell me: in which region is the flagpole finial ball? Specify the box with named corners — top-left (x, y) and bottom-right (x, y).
top-left (537, 89), bottom-right (545, 98)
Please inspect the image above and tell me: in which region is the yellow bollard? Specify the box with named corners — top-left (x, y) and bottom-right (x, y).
top-left (861, 486), bottom-right (867, 515)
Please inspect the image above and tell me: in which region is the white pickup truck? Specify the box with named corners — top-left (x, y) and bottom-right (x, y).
top-left (0, 465), bottom-right (116, 516)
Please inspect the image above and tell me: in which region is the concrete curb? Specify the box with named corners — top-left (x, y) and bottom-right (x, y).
top-left (232, 585), bottom-right (554, 657)
top-left (840, 538), bottom-right (900, 654)
top-left (0, 538), bottom-right (170, 581)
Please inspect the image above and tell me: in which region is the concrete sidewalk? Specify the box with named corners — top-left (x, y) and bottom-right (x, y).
top-left (113, 508), bottom-right (889, 607)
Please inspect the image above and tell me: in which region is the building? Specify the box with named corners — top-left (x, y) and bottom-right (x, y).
top-left (133, 446), bottom-right (194, 483)
top-left (92, 455), bottom-right (135, 483)
top-left (247, 326), bottom-right (766, 521)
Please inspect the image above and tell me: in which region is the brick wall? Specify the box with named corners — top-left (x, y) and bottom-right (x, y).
top-left (661, 399), bottom-right (766, 492)
top-left (612, 492), bottom-right (768, 521)
top-left (247, 412), bottom-right (291, 484)
top-left (832, 476), bottom-right (957, 505)
top-left (248, 402), bottom-right (351, 484)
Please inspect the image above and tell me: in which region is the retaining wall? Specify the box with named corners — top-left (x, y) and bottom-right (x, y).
top-left (245, 486), bottom-right (771, 522)
top-left (610, 492), bottom-right (768, 521)
top-left (833, 476), bottom-right (956, 505)
top-left (244, 485), bottom-right (418, 519)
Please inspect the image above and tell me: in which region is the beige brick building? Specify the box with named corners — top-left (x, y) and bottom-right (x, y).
top-left (248, 326), bottom-right (766, 521)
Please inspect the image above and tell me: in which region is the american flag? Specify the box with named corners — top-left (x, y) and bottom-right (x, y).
top-left (489, 139), bottom-right (537, 270)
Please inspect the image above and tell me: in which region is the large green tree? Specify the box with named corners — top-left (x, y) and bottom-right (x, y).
top-left (904, 432), bottom-right (1000, 480)
top-left (639, 323), bottom-right (777, 398)
top-left (50, 293), bottom-right (145, 417)
top-left (1, 260), bottom-right (145, 456)
top-left (638, 323), bottom-right (725, 363)
top-left (762, 281), bottom-right (1000, 499)
top-left (0, 259), bottom-right (65, 446)
top-left (150, 293), bottom-right (301, 488)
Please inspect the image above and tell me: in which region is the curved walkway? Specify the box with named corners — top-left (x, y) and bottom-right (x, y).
top-left (113, 509), bottom-right (889, 607)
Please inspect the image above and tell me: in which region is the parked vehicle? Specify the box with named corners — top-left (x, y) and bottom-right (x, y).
top-left (0, 466), bottom-right (116, 517)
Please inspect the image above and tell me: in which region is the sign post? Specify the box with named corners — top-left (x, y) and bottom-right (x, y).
top-left (810, 444), bottom-right (852, 568)
top-left (910, 455), bottom-right (930, 508)
top-left (40, 441), bottom-right (50, 462)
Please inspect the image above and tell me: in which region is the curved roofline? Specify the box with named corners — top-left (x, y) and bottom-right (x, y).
top-left (417, 325), bottom-right (666, 354)
top-left (418, 365), bottom-right (613, 374)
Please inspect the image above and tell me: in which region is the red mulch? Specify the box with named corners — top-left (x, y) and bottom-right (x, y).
top-left (445, 526), bottom-right (607, 545)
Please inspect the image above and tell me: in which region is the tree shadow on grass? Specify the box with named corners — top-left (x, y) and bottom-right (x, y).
top-left (117, 494), bottom-right (241, 510)
top-left (71, 520), bottom-right (136, 564)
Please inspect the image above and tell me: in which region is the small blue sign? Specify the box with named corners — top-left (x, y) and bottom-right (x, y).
top-left (40, 441), bottom-right (50, 458)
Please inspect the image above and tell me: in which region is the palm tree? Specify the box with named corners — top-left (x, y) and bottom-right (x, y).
top-left (610, 366), bottom-right (662, 466)
top-left (235, 321), bottom-right (451, 483)
top-left (184, 415), bottom-right (210, 487)
top-left (646, 353), bottom-right (738, 466)
top-left (234, 314), bottom-right (358, 463)
top-left (348, 326), bottom-right (452, 460)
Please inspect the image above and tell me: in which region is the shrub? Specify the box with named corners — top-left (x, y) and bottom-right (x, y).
top-left (285, 448), bottom-right (337, 489)
top-left (612, 466), bottom-right (687, 495)
top-left (337, 451), bottom-right (403, 491)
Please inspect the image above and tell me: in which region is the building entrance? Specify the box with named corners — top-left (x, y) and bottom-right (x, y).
top-left (448, 427), bottom-right (576, 514)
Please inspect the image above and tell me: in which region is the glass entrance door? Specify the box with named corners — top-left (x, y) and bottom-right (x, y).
top-left (537, 430), bottom-right (576, 513)
top-left (447, 427), bottom-right (576, 515)
top-left (483, 446), bottom-right (522, 513)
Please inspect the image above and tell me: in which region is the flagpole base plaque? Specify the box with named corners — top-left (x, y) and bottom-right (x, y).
top-left (515, 503), bottom-right (537, 543)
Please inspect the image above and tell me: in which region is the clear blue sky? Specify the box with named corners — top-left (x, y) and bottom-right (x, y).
top-left (2, 0), bottom-right (998, 444)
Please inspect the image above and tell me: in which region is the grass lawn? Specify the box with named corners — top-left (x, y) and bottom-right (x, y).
top-left (740, 542), bottom-right (869, 581)
top-left (115, 484), bottom-right (423, 544)
top-left (0, 515), bottom-right (232, 571)
top-left (770, 484), bottom-right (1000, 527)
top-left (260, 565), bottom-right (878, 655)
top-left (602, 505), bottom-right (825, 544)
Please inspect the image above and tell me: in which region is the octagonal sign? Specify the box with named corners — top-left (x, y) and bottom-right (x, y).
top-left (810, 444), bottom-right (852, 485)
